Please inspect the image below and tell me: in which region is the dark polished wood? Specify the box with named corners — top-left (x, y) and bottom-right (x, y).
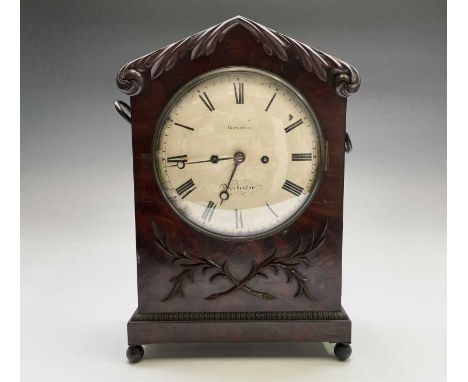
top-left (334, 342), bottom-right (352, 361)
top-left (126, 345), bottom-right (144, 363)
top-left (127, 308), bottom-right (351, 345)
top-left (130, 24), bottom-right (346, 313)
top-left (116, 16), bottom-right (359, 360)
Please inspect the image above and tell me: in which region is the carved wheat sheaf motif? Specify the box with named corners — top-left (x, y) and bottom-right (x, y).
top-left (152, 220), bottom-right (328, 302)
top-left (116, 16), bottom-right (360, 97)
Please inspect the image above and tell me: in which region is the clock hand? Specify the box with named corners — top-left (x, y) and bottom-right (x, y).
top-left (187, 155), bottom-right (234, 165)
top-left (219, 163), bottom-right (239, 203)
top-left (166, 155), bottom-right (234, 168)
top-left (219, 152), bottom-right (245, 205)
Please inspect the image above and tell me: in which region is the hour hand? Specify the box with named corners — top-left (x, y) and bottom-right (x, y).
top-left (219, 151), bottom-right (246, 205)
top-left (219, 163), bottom-right (238, 204)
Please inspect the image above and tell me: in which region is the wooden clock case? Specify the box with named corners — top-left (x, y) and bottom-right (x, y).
top-left (114, 16), bottom-right (360, 362)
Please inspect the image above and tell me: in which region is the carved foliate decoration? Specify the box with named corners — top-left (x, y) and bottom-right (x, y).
top-left (116, 16), bottom-right (360, 97)
top-left (152, 220), bottom-right (328, 302)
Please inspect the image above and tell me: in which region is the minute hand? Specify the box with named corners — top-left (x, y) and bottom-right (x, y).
top-left (166, 155), bottom-right (233, 168)
top-left (187, 156), bottom-right (233, 165)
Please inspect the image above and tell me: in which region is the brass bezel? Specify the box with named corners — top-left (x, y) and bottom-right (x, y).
top-left (152, 66), bottom-right (326, 241)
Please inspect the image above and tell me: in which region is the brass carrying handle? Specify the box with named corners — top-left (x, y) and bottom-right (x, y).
top-left (345, 132), bottom-right (353, 153)
top-left (114, 100), bottom-right (131, 124)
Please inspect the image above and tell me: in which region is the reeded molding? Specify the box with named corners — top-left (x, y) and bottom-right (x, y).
top-left (116, 16), bottom-right (360, 97)
top-left (131, 309), bottom-right (348, 322)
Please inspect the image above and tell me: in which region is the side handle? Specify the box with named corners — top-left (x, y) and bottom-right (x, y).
top-left (345, 132), bottom-right (352, 153)
top-left (114, 100), bottom-right (131, 124)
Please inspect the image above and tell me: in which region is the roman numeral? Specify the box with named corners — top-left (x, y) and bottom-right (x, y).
top-left (292, 153), bottom-right (312, 161)
top-left (284, 119), bottom-right (303, 133)
top-left (167, 154), bottom-right (188, 169)
top-left (175, 178), bottom-right (196, 199)
top-left (174, 122), bottom-right (194, 131)
top-left (235, 209), bottom-right (243, 228)
top-left (199, 92), bottom-right (215, 112)
top-left (264, 93), bottom-right (277, 112)
top-left (282, 180), bottom-right (304, 196)
top-left (266, 202), bottom-right (279, 218)
top-left (201, 201), bottom-right (216, 221)
top-left (233, 83), bottom-right (244, 104)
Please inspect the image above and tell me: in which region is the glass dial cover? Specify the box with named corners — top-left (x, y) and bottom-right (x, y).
top-left (153, 67), bottom-right (324, 240)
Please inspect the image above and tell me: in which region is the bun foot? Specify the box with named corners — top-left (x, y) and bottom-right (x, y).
top-left (334, 343), bottom-right (352, 361)
top-left (126, 345), bottom-right (144, 363)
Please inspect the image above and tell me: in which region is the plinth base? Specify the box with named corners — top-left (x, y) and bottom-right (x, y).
top-left (126, 307), bottom-right (352, 362)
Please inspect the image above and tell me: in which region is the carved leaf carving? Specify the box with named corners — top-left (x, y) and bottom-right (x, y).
top-left (152, 220), bottom-right (328, 302)
top-left (116, 16), bottom-right (360, 97)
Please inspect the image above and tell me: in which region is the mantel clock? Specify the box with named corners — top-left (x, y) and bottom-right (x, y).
top-left (114, 16), bottom-right (360, 363)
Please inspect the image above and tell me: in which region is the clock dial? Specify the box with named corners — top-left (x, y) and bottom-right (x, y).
top-left (153, 67), bottom-right (324, 240)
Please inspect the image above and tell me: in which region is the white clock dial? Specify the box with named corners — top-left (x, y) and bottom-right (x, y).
top-left (153, 67), bottom-right (324, 240)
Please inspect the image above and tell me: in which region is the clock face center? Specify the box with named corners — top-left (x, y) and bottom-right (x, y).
top-left (153, 67), bottom-right (324, 240)
top-left (233, 151), bottom-right (246, 163)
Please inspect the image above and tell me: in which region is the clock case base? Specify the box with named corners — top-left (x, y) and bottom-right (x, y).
top-left (127, 306), bottom-right (351, 348)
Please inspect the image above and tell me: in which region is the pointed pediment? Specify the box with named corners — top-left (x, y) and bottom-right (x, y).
top-left (117, 16), bottom-right (360, 97)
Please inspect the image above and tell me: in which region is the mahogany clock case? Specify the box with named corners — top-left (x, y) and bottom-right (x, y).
top-left (115, 16), bottom-right (360, 361)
